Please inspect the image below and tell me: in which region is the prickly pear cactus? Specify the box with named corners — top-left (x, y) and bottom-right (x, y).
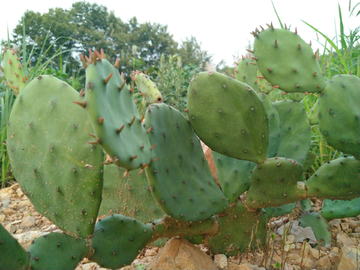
top-left (7, 75), bottom-right (104, 238)
top-left (144, 103), bottom-right (229, 222)
top-left (253, 26), bottom-right (325, 93)
top-left (27, 233), bottom-right (88, 270)
top-left (131, 70), bottom-right (163, 103)
top-left (1, 47), bottom-right (29, 95)
top-left (187, 71), bottom-right (269, 163)
top-left (81, 50), bottom-right (152, 171)
top-left (318, 74), bottom-right (360, 159)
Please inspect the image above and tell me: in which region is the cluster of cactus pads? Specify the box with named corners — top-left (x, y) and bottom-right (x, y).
top-left (1, 23), bottom-right (359, 269)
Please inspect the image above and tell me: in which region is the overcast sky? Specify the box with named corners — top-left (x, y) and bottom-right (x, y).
top-left (0, 0), bottom-right (358, 66)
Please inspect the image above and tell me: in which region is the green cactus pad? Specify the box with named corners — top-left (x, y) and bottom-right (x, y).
top-left (318, 74), bottom-right (360, 159)
top-left (321, 198), bottom-right (360, 220)
top-left (1, 47), bottom-right (28, 95)
top-left (299, 212), bottom-right (331, 247)
top-left (264, 202), bottom-right (297, 218)
top-left (83, 52), bottom-right (152, 170)
top-left (27, 232), bottom-right (88, 270)
top-left (300, 198), bottom-right (314, 212)
top-left (7, 75), bottom-right (104, 238)
top-left (0, 223), bottom-right (30, 270)
top-left (131, 70), bottom-right (163, 103)
top-left (98, 164), bottom-right (164, 223)
top-left (212, 151), bottom-right (255, 202)
top-left (308, 98), bottom-right (320, 125)
top-left (303, 152), bottom-right (317, 171)
top-left (90, 214), bottom-right (153, 268)
top-left (187, 71), bottom-right (269, 163)
top-left (274, 100), bottom-right (311, 165)
top-left (257, 69), bottom-right (274, 94)
top-left (144, 103), bottom-right (229, 222)
top-left (254, 27), bottom-right (325, 93)
top-left (306, 156), bottom-right (360, 200)
top-left (235, 57), bottom-right (258, 89)
top-left (256, 91), bottom-right (281, 157)
top-left (246, 157), bottom-right (304, 208)
top-left (206, 201), bottom-right (267, 256)
top-left (287, 92), bottom-right (306, 101)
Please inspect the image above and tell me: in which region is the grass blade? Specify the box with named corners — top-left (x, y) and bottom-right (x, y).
top-left (302, 20), bottom-right (350, 74)
top-left (338, 4), bottom-right (347, 50)
top-left (271, 0), bottom-right (284, 29)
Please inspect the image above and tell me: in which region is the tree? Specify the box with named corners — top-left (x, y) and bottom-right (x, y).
top-left (10, 1), bottom-right (212, 79)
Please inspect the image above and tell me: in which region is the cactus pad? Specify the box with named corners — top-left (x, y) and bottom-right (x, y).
top-left (318, 74), bottom-right (360, 159)
top-left (82, 51), bottom-right (152, 170)
top-left (254, 27), bottom-right (325, 93)
top-left (98, 164), bottom-right (163, 223)
top-left (213, 151), bottom-right (255, 202)
top-left (27, 233), bottom-right (88, 270)
top-left (90, 214), bottom-right (153, 268)
top-left (131, 70), bottom-right (163, 103)
top-left (235, 57), bottom-right (258, 90)
top-left (145, 103), bottom-right (229, 222)
top-left (0, 223), bottom-right (30, 270)
top-left (7, 75), bottom-right (104, 238)
top-left (298, 212), bottom-right (331, 247)
top-left (321, 198), bottom-right (360, 220)
top-left (274, 99), bottom-right (311, 165)
top-left (306, 156), bottom-right (360, 200)
top-left (187, 71), bottom-right (269, 163)
top-left (246, 157), bottom-right (304, 208)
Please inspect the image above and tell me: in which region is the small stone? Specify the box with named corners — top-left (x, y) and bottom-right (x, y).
top-left (337, 232), bottom-right (357, 247)
top-left (144, 249), bottom-right (157, 257)
top-left (214, 254), bottom-right (228, 269)
top-left (5, 223), bottom-right (17, 234)
top-left (316, 255), bottom-right (332, 270)
top-left (1, 208), bottom-right (15, 215)
top-left (309, 248), bottom-right (320, 260)
top-left (328, 250), bottom-right (340, 264)
top-left (15, 228), bottom-right (23, 234)
top-left (16, 188), bottom-right (24, 198)
top-left (20, 215), bottom-right (36, 228)
top-left (11, 183), bottom-right (20, 190)
top-left (0, 214), bottom-right (5, 222)
top-left (0, 187), bottom-right (15, 200)
top-left (283, 263), bottom-right (294, 270)
top-left (299, 242), bottom-right (312, 258)
top-left (286, 234), bottom-right (295, 243)
top-left (338, 247), bottom-right (360, 270)
top-left (18, 200), bottom-right (32, 207)
top-left (299, 257), bottom-right (315, 269)
top-left (78, 262), bottom-right (100, 270)
top-left (340, 222), bottom-right (349, 231)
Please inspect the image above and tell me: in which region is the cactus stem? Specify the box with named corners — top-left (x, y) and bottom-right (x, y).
top-left (98, 117), bottom-right (104, 124)
top-left (73, 100), bottom-right (87, 108)
top-left (116, 125), bottom-right (125, 134)
top-left (128, 116), bottom-right (136, 126)
top-left (103, 73), bottom-right (113, 85)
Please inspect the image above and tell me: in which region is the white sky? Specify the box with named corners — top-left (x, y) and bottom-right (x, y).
top-left (0, 0), bottom-right (358, 66)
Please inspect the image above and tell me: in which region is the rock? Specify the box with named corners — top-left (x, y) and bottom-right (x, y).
top-left (1, 208), bottom-right (15, 215)
top-left (299, 242), bottom-right (312, 258)
top-left (0, 214), bottom-right (5, 222)
top-left (298, 257), bottom-right (316, 269)
top-left (328, 250), bottom-right (340, 264)
top-left (214, 254), bottom-right (228, 269)
top-left (5, 223), bottom-right (17, 234)
top-left (145, 249), bottom-right (158, 257)
top-left (147, 237), bottom-right (217, 270)
top-left (337, 247), bottom-right (360, 270)
top-left (20, 215), bottom-right (36, 228)
top-left (16, 188), bottom-right (24, 198)
top-left (283, 263), bottom-right (294, 270)
top-left (316, 255), bottom-right (332, 270)
top-left (309, 247), bottom-right (320, 260)
top-left (0, 187), bottom-right (15, 200)
top-left (18, 200), bottom-right (32, 207)
top-left (336, 232), bottom-right (357, 247)
top-left (12, 230), bottom-right (47, 250)
top-left (77, 262), bottom-right (100, 270)
top-left (228, 263), bottom-right (254, 270)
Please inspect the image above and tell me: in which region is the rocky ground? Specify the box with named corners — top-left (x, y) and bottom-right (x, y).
top-left (1, 182), bottom-right (360, 270)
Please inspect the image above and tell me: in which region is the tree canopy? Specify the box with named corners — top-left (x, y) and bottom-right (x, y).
top-left (10, 1), bottom-right (213, 77)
